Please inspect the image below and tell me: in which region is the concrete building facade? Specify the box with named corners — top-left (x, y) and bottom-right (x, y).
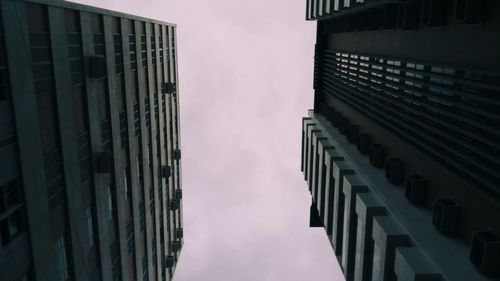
top-left (302, 0), bottom-right (500, 280)
top-left (0, 1), bottom-right (183, 281)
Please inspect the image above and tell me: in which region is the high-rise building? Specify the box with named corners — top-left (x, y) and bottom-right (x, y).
top-left (302, 1), bottom-right (500, 280)
top-left (0, 1), bottom-right (183, 281)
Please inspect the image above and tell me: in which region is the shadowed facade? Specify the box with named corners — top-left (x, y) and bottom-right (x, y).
top-left (302, 0), bottom-right (500, 280)
top-left (0, 1), bottom-right (183, 280)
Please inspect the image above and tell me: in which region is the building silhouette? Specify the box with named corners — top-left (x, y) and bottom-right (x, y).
top-left (0, 0), bottom-right (183, 280)
top-left (302, 0), bottom-right (500, 280)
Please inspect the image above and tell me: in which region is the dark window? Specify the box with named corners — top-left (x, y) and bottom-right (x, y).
top-left (137, 154), bottom-right (143, 183)
top-left (27, 3), bottom-right (60, 156)
top-left (151, 239), bottom-right (156, 265)
top-left (150, 24), bottom-right (156, 66)
top-left (0, 10), bottom-right (10, 101)
top-left (111, 238), bottom-right (122, 281)
top-left (134, 102), bottom-right (140, 136)
top-left (97, 79), bottom-right (109, 122)
top-left (72, 87), bottom-right (87, 135)
top-left (113, 18), bottom-right (123, 75)
top-left (123, 168), bottom-right (131, 201)
top-left (85, 207), bottom-right (94, 248)
top-left (37, 94), bottom-right (59, 154)
top-left (26, 3), bottom-right (48, 32)
top-left (139, 200), bottom-right (145, 231)
top-left (0, 179), bottom-right (26, 247)
top-left (127, 218), bottom-right (134, 253)
top-left (116, 75), bottom-right (125, 111)
top-left (140, 23), bottom-right (146, 68)
top-left (142, 255), bottom-right (148, 281)
top-left (54, 234), bottom-right (70, 281)
top-left (129, 20), bottom-right (137, 72)
top-left (149, 186), bottom-right (154, 215)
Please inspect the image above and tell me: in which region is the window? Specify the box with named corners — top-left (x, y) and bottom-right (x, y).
top-left (72, 86), bottom-right (87, 135)
top-left (55, 235), bottom-right (69, 281)
top-left (37, 93), bottom-right (60, 154)
top-left (19, 268), bottom-right (33, 281)
top-left (149, 187), bottom-right (154, 215)
top-left (136, 155), bottom-right (141, 180)
top-left (123, 170), bottom-right (128, 201)
top-left (142, 255), bottom-right (148, 281)
top-left (0, 179), bottom-right (26, 247)
top-left (151, 240), bottom-right (156, 265)
top-left (127, 218), bottom-right (134, 253)
top-left (7, 210), bottom-right (22, 237)
top-left (107, 185), bottom-right (113, 221)
top-left (86, 208), bottom-right (94, 247)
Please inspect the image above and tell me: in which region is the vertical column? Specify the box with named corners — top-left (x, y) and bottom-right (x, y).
top-left (80, 11), bottom-right (113, 281)
top-left (306, 0), bottom-right (311, 20)
top-left (160, 23), bottom-right (173, 281)
top-left (372, 216), bottom-right (411, 281)
top-left (121, 17), bottom-right (142, 281)
top-left (331, 161), bottom-right (355, 256)
top-left (1, 1), bottom-right (56, 279)
top-left (316, 139), bottom-right (334, 221)
top-left (306, 125), bottom-right (321, 191)
top-left (154, 23), bottom-right (167, 281)
top-left (341, 175), bottom-right (368, 281)
top-left (354, 193), bottom-right (386, 281)
top-left (301, 117), bottom-right (312, 172)
top-left (311, 0), bottom-right (317, 18)
top-left (166, 25), bottom-right (178, 279)
top-left (145, 21), bottom-right (162, 280)
top-left (394, 248), bottom-right (441, 281)
top-left (318, 0), bottom-right (324, 17)
top-left (311, 131), bottom-right (326, 204)
top-left (333, 0), bottom-right (341, 12)
top-left (302, 119), bottom-right (315, 179)
top-left (48, 6), bottom-right (87, 281)
top-left (326, 0), bottom-right (332, 14)
top-left (322, 149), bottom-right (344, 237)
top-left (103, 15), bottom-right (130, 281)
top-left (171, 26), bottom-right (183, 263)
top-left (135, 20), bottom-right (155, 281)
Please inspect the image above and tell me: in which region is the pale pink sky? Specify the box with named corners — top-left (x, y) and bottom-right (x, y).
top-left (70, 0), bottom-right (344, 280)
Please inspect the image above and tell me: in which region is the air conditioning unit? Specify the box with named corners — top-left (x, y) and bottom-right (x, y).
top-left (347, 124), bottom-right (359, 144)
top-left (357, 133), bottom-right (371, 155)
top-left (176, 228), bottom-right (183, 239)
top-left (173, 149), bottom-right (181, 160)
top-left (161, 165), bottom-right (171, 178)
top-left (470, 230), bottom-right (500, 277)
top-left (405, 175), bottom-right (427, 206)
top-left (170, 199), bottom-right (179, 211)
top-left (88, 56), bottom-right (106, 78)
top-left (171, 240), bottom-right (181, 252)
top-left (369, 144), bottom-right (385, 168)
top-left (175, 189), bottom-right (182, 200)
top-left (385, 158), bottom-right (405, 185)
top-left (433, 198), bottom-right (460, 236)
top-left (165, 255), bottom-right (174, 268)
top-left (96, 152), bottom-right (113, 173)
top-left (165, 82), bottom-right (176, 94)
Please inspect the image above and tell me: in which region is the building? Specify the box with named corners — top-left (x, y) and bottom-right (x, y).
top-left (0, 0), bottom-right (183, 280)
top-left (302, 1), bottom-right (500, 280)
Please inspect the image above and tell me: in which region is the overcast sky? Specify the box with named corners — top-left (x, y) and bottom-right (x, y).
top-left (71, 0), bottom-right (344, 280)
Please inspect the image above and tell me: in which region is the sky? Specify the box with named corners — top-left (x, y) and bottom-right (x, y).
top-left (71, 0), bottom-right (345, 280)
